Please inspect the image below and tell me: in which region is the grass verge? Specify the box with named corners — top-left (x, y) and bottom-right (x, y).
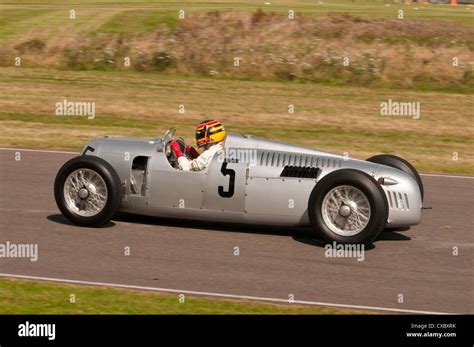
top-left (0, 278), bottom-right (371, 314)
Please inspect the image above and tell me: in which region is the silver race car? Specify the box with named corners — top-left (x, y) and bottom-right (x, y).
top-left (54, 128), bottom-right (424, 245)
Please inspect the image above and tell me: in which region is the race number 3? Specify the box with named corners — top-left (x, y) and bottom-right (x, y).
top-left (218, 162), bottom-right (235, 198)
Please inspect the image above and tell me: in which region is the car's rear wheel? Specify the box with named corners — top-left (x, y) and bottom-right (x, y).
top-left (54, 156), bottom-right (122, 227)
top-left (308, 169), bottom-right (388, 245)
top-left (367, 154), bottom-right (423, 201)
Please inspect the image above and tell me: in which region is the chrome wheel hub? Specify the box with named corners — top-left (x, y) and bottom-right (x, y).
top-left (78, 188), bottom-right (89, 199)
top-left (339, 204), bottom-right (351, 217)
top-left (63, 169), bottom-right (108, 217)
top-left (321, 185), bottom-right (371, 236)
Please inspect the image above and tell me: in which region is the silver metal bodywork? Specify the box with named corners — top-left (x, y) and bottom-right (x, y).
top-left (81, 133), bottom-right (422, 228)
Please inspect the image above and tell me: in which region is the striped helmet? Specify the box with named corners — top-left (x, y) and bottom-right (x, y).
top-left (195, 120), bottom-right (226, 148)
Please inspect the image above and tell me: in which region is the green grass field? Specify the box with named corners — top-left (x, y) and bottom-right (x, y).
top-left (0, 278), bottom-right (370, 314)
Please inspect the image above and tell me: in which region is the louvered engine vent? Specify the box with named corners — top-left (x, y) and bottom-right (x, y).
top-left (259, 151), bottom-right (341, 169)
top-left (280, 166), bottom-right (320, 179)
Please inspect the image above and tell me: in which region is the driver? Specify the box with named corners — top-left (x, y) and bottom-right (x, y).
top-left (169, 120), bottom-right (226, 171)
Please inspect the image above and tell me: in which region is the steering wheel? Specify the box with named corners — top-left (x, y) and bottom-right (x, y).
top-left (162, 127), bottom-right (176, 142)
top-left (165, 137), bottom-right (192, 169)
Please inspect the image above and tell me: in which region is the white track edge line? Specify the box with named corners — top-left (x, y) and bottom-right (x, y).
top-left (0, 273), bottom-right (455, 315)
top-left (0, 148), bottom-right (78, 154)
top-left (419, 173), bottom-right (474, 179)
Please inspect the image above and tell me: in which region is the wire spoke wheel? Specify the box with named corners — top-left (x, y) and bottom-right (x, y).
top-left (55, 155), bottom-right (122, 227)
top-left (63, 168), bottom-right (108, 217)
top-left (321, 185), bottom-right (371, 236)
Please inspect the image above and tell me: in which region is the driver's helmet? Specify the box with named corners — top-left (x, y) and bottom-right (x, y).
top-left (195, 120), bottom-right (226, 148)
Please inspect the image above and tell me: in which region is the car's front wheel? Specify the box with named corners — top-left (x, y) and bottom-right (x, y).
top-left (54, 155), bottom-right (122, 227)
top-left (308, 169), bottom-right (388, 245)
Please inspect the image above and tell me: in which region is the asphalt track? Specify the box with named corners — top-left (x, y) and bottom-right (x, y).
top-left (0, 148), bottom-right (472, 314)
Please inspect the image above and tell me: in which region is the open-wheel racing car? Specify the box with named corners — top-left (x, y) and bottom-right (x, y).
top-left (54, 128), bottom-right (424, 245)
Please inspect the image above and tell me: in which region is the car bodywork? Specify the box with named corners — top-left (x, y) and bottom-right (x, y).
top-left (80, 133), bottom-right (422, 229)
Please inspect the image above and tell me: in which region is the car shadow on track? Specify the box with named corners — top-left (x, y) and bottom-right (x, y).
top-left (113, 211), bottom-right (300, 237)
top-left (111, 212), bottom-right (411, 251)
top-left (293, 230), bottom-right (411, 251)
top-left (47, 214), bottom-right (115, 228)
top-left (47, 212), bottom-right (411, 249)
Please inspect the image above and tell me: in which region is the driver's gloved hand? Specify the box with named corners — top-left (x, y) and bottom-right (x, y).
top-left (186, 146), bottom-right (199, 159)
top-left (170, 140), bottom-right (184, 158)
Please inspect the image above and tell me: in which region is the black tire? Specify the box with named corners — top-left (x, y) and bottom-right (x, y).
top-left (308, 169), bottom-right (388, 245)
top-left (367, 154), bottom-right (423, 201)
top-left (54, 155), bottom-right (122, 227)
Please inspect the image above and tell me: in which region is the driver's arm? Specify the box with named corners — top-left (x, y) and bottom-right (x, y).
top-left (180, 148), bottom-right (218, 171)
top-left (178, 156), bottom-right (200, 171)
top-left (170, 140), bottom-right (219, 171)
top-left (186, 146), bottom-right (199, 159)
top-left (170, 140), bottom-right (194, 171)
